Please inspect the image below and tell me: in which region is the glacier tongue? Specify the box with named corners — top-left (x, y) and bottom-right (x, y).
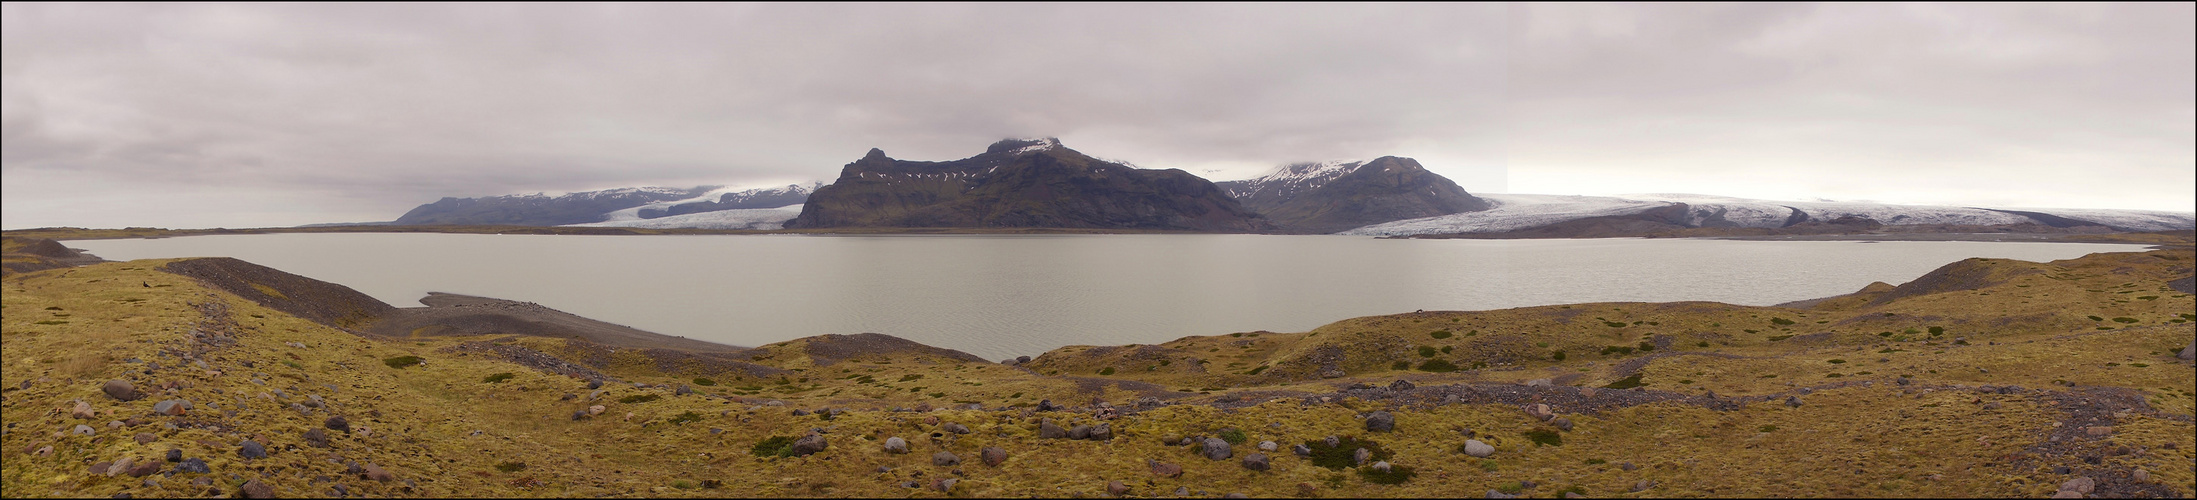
top-left (1340, 193), bottom-right (2195, 236)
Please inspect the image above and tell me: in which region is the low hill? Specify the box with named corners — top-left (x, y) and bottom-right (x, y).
top-left (2, 249), bottom-right (2190, 498)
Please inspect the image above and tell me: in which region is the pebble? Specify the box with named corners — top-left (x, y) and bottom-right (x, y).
top-left (1462, 440), bottom-right (1494, 458)
top-left (942, 422), bottom-right (971, 434)
top-left (74, 424), bottom-right (96, 436)
top-left (1366, 411), bottom-right (1395, 432)
top-left (124, 461), bottom-right (160, 477)
top-left (72, 401), bottom-right (96, 419)
top-left (1201, 437), bottom-right (1233, 460)
top-left (1370, 461), bottom-right (1392, 473)
top-left (883, 437), bottom-right (908, 454)
top-left (932, 451), bottom-right (960, 466)
top-left (931, 478), bottom-right (957, 492)
top-left (2134, 469), bottom-right (2149, 482)
top-left (981, 446), bottom-right (1008, 467)
top-left (1785, 396), bottom-right (1803, 408)
top-left (1553, 417), bottom-right (1574, 431)
top-left (2085, 426), bottom-right (2113, 437)
top-left (239, 480), bottom-right (275, 499)
top-left (588, 405), bottom-right (606, 416)
top-left (165, 449), bottom-right (181, 462)
top-left (1352, 447), bottom-right (1371, 466)
top-left (1241, 453), bottom-right (1270, 471)
top-left (362, 463), bottom-right (396, 482)
top-left (1292, 444), bottom-right (1312, 456)
top-left (1107, 480), bottom-right (1130, 496)
top-left (1257, 440), bottom-right (1278, 452)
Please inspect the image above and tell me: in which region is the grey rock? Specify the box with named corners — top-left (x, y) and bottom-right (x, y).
top-left (1068, 425), bottom-right (1092, 440)
top-left (1620, 462), bottom-right (1637, 471)
top-left (1323, 435), bottom-right (1340, 448)
top-left (1175, 486), bottom-right (1190, 496)
top-left (1785, 396), bottom-right (1803, 408)
top-left (324, 415), bottom-right (350, 433)
top-left (1552, 417), bottom-right (1574, 431)
top-left (791, 409), bottom-right (810, 416)
top-left (134, 433), bottom-right (157, 445)
top-left (586, 379), bottom-right (603, 390)
top-left (570, 410), bottom-right (589, 421)
top-left (1365, 411), bottom-right (1395, 432)
top-left (883, 437), bottom-right (908, 454)
top-left (1388, 379), bottom-right (1415, 391)
top-left (1462, 439), bottom-right (1494, 458)
top-left (303, 428), bottom-right (329, 448)
top-left (1087, 423), bottom-right (1112, 441)
top-left (175, 458), bottom-right (210, 474)
top-left (932, 478), bottom-right (957, 492)
top-left (1202, 437), bottom-right (1233, 460)
top-left (238, 440), bottom-right (267, 459)
top-left (165, 449), bottom-right (180, 462)
top-left (932, 451), bottom-right (960, 466)
top-left (2179, 339), bottom-right (2194, 361)
top-left (1352, 447), bottom-right (1371, 466)
top-left (2060, 476), bottom-right (2095, 494)
top-left (1036, 399), bottom-right (1062, 412)
top-left (1241, 453), bottom-right (1270, 471)
top-left (1524, 378), bottom-right (1552, 387)
top-left (1292, 444), bottom-right (1312, 456)
top-left (788, 434), bottom-right (827, 457)
top-left (674, 385), bottom-right (692, 396)
top-left (103, 380), bottom-right (140, 401)
top-left (1371, 461), bottom-right (1392, 473)
top-left (73, 424), bottom-right (95, 436)
top-left (1038, 419), bottom-right (1067, 439)
top-left (942, 422), bottom-right (970, 434)
top-left (1257, 440), bottom-right (1278, 452)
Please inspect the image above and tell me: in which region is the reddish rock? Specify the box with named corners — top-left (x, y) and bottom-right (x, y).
top-left (1149, 461), bottom-right (1182, 478)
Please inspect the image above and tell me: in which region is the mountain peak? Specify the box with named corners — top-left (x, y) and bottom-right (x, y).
top-left (986, 137), bottom-right (1063, 155)
top-left (863, 148), bottom-right (891, 161)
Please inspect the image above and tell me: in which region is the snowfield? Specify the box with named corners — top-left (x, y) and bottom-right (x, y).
top-left (1342, 193), bottom-right (2195, 236)
top-left (565, 205), bottom-right (804, 230)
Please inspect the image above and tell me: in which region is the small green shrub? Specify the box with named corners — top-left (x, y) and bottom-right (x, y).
top-left (1440, 346), bottom-right (1452, 354)
top-left (668, 411), bottom-right (704, 424)
top-left (383, 356), bottom-right (422, 369)
top-left (1550, 350), bottom-right (1567, 361)
top-left (898, 374), bottom-right (924, 382)
top-left (670, 480), bottom-right (697, 490)
top-left (1098, 367), bottom-right (1115, 375)
top-left (1636, 341), bottom-right (1655, 352)
top-left (281, 361), bottom-right (301, 369)
top-left (1479, 460), bottom-right (1500, 472)
top-left (1430, 330), bottom-right (1453, 339)
top-left (1770, 317), bottom-right (1796, 326)
top-left (483, 372), bottom-right (516, 383)
top-left (1826, 359), bottom-right (1846, 364)
top-left (1245, 365), bottom-right (1268, 375)
top-left (1758, 425), bottom-right (1779, 432)
top-left (618, 394), bottom-right (661, 404)
top-left (750, 436), bottom-right (797, 458)
top-left (1584, 458), bottom-right (1607, 465)
top-left (2088, 315), bottom-right (2105, 321)
top-left (1417, 346), bottom-right (1438, 358)
top-left (1218, 428), bottom-right (1248, 445)
top-left (2111, 317), bottom-right (2139, 323)
top-left (1878, 332), bottom-right (1895, 337)
top-left (1604, 321), bottom-right (1627, 328)
top-left (1524, 428), bottom-right (1563, 447)
top-left (1765, 335), bottom-right (1793, 342)
top-left (1494, 481), bottom-right (1524, 494)
top-left (1927, 326), bottom-right (1945, 335)
top-left (1602, 374), bottom-right (1645, 389)
top-left (1358, 463), bottom-right (1417, 484)
top-left (1392, 361), bottom-right (1411, 370)
top-left (1696, 341), bottom-right (1710, 347)
top-left (494, 461), bottom-right (526, 473)
top-left (1416, 359), bottom-right (1459, 372)
top-left (1304, 436), bottom-right (1392, 470)
top-left (692, 378), bottom-right (716, 386)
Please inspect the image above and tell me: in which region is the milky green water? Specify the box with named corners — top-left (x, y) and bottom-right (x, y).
top-left (69, 234), bottom-right (2148, 361)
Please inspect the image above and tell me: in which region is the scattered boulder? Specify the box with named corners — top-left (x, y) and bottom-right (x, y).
top-left (1388, 379), bottom-right (1415, 391)
top-left (73, 424), bottom-right (95, 436)
top-left (1578, 387), bottom-right (1597, 398)
top-left (303, 428), bottom-right (329, 448)
top-left (238, 440), bottom-right (267, 459)
top-left (931, 478), bottom-right (958, 493)
top-left (1257, 440), bottom-right (1278, 452)
top-left (1352, 448), bottom-right (1371, 466)
top-left (103, 380), bottom-right (141, 401)
top-left (1201, 437), bottom-right (1232, 460)
top-left (1366, 411), bottom-right (1395, 432)
top-left (1292, 444), bottom-right (1312, 457)
top-left (1371, 461), bottom-right (1392, 473)
top-left (585, 380), bottom-right (603, 390)
top-left (1526, 404), bottom-right (1554, 421)
top-left (1241, 453), bottom-right (1270, 471)
top-left (1107, 480), bottom-right (1130, 496)
top-left (2060, 476), bottom-right (2095, 494)
top-left (1462, 439), bottom-right (1494, 458)
top-left (2085, 426), bottom-right (2114, 437)
top-left (792, 409), bottom-right (810, 416)
top-left (1069, 425), bottom-right (1093, 440)
top-left (570, 410), bottom-right (590, 421)
top-left (72, 401), bottom-right (96, 419)
top-left (674, 385), bottom-right (693, 396)
top-left (324, 416), bottom-right (350, 433)
top-left (588, 405), bottom-right (606, 416)
top-left (1037, 399), bottom-right (1063, 412)
top-left (932, 451), bottom-right (961, 466)
top-left (362, 463), bottom-right (395, 482)
top-left (125, 460), bottom-right (161, 477)
top-left (239, 479), bottom-right (276, 499)
top-left (1149, 460), bottom-right (1183, 478)
top-left (1039, 419), bottom-right (1067, 439)
top-left (884, 437), bottom-right (909, 454)
top-left (981, 446), bottom-right (1008, 467)
top-left (176, 458), bottom-right (210, 474)
top-left (1552, 418), bottom-right (1574, 432)
top-left (2179, 340), bottom-right (2194, 361)
top-left (1785, 396), bottom-right (1803, 408)
top-left (133, 433), bottom-right (157, 445)
top-left (165, 449), bottom-right (181, 462)
top-left (90, 460), bottom-right (116, 476)
top-left (2134, 469), bottom-right (2150, 482)
top-left (1087, 423), bottom-right (1113, 441)
top-left (942, 422), bottom-right (971, 434)
top-left (789, 435), bottom-right (828, 457)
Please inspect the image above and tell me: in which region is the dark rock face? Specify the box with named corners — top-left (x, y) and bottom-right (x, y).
top-left (394, 186), bottom-right (710, 226)
top-left (790, 139), bottom-right (1269, 232)
top-left (1216, 156), bottom-right (1489, 233)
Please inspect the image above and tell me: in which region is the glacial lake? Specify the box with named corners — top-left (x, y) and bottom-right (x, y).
top-left (68, 234), bottom-right (2150, 361)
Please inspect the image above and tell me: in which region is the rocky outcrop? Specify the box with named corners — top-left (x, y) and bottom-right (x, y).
top-left (1218, 156), bottom-right (1489, 233)
top-left (789, 139), bottom-right (1268, 232)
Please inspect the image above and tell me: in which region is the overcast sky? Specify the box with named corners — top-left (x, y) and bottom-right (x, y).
top-left (4, 3), bottom-right (2191, 229)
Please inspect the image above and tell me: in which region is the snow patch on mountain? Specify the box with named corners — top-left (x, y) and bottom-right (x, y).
top-left (1340, 193), bottom-right (1668, 236)
top-left (567, 205), bottom-right (805, 230)
top-left (1221, 160), bottom-right (1363, 200)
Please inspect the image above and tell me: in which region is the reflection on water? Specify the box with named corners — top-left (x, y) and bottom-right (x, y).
top-left (70, 234), bottom-right (2146, 361)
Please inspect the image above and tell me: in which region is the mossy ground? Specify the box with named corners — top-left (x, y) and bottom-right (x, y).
top-left (3, 248), bottom-right (2191, 497)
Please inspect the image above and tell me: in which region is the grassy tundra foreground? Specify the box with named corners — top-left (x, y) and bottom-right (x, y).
top-left (1, 238), bottom-right (2191, 498)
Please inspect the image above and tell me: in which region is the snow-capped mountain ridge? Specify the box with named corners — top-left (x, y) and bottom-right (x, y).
top-left (1341, 193), bottom-right (2196, 236)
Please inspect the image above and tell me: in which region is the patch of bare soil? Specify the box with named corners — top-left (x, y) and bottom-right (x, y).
top-left (368, 292), bottom-right (746, 352)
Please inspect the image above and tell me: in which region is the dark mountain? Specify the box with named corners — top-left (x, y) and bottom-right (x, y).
top-left (1216, 156), bottom-right (1490, 233)
top-left (393, 187), bottom-right (710, 226)
top-left (641, 183), bottom-right (820, 219)
top-left (788, 138), bottom-right (1269, 232)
